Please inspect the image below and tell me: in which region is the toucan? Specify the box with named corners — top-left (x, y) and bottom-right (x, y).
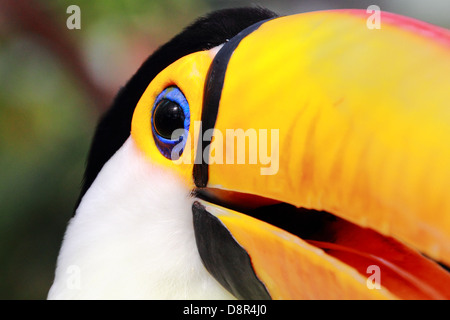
top-left (48, 7), bottom-right (450, 299)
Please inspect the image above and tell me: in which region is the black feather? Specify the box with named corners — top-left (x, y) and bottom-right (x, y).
top-left (74, 7), bottom-right (279, 212)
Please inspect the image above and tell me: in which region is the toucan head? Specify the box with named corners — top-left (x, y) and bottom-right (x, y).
top-left (49, 7), bottom-right (450, 299)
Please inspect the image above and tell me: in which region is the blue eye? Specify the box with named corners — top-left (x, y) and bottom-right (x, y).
top-left (151, 86), bottom-right (190, 160)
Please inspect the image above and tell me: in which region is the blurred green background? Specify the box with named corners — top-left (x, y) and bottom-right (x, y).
top-left (0, 0), bottom-right (448, 299)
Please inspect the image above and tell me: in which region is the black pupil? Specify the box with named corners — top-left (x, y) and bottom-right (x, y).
top-left (153, 99), bottom-right (185, 140)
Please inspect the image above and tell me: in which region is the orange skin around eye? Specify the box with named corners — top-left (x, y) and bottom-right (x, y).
top-left (131, 50), bottom-right (214, 188)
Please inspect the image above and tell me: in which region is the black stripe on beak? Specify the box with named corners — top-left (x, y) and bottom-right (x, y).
top-left (192, 201), bottom-right (271, 299)
top-left (193, 18), bottom-right (275, 188)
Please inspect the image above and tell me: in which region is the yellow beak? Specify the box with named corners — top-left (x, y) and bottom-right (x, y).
top-left (132, 9), bottom-right (450, 299)
top-left (193, 10), bottom-right (450, 299)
